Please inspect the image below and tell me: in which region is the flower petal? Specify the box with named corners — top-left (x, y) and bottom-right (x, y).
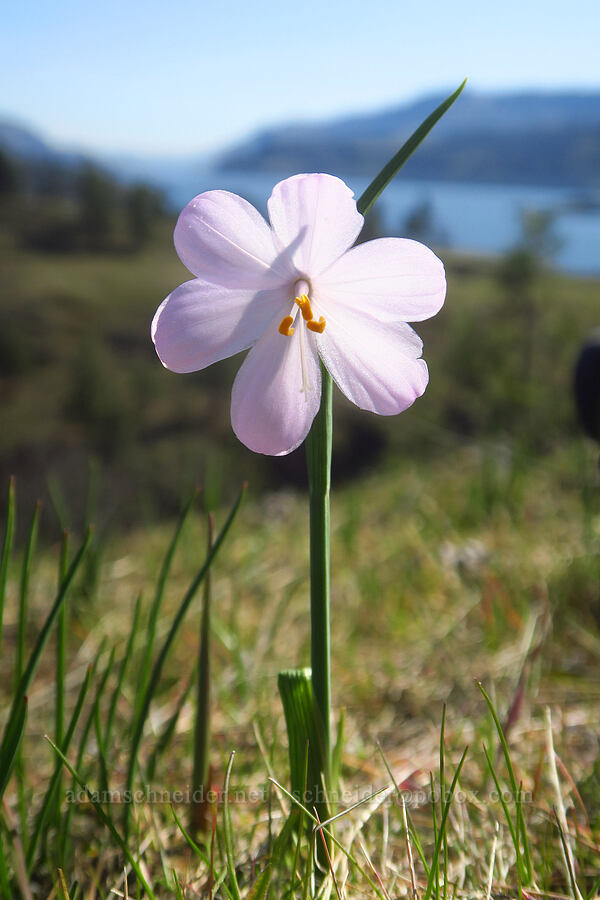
top-left (152, 279), bottom-right (287, 373)
top-left (231, 322), bottom-right (321, 456)
top-left (316, 237), bottom-right (446, 322)
top-left (267, 174), bottom-right (364, 277)
top-left (175, 190), bottom-right (292, 289)
top-left (315, 305), bottom-right (429, 415)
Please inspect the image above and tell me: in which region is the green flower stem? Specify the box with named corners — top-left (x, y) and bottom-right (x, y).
top-left (305, 363), bottom-right (333, 782)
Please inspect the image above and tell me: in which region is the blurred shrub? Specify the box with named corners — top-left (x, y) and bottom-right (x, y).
top-left (78, 164), bottom-right (117, 248)
top-left (21, 205), bottom-right (80, 252)
top-left (127, 183), bottom-right (165, 249)
top-left (64, 342), bottom-right (136, 459)
top-left (403, 199), bottom-right (434, 242)
top-left (0, 149), bottom-right (21, 197)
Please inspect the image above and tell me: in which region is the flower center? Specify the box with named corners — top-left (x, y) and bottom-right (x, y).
top-left (278, 281), bottom-right (326, 337)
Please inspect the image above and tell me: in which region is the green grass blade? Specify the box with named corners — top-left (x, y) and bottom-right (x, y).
top-left (27, 665), bottom-right (93, 871)
top-left (482, 742), bottom-right (520, 855)
top-left (0, 695), bottom-right (28, 807)
top-left (0, 477), bottom-right (16, 651)
top-left (0, 835), bottom-right (10, 899)
top-left (170, 804), bottom-right (211, 866)
top-left (124, 485), bottom-right (245, 831)
top-left (17, 499), bottom-right (41, 683)
top-left (191, 512), bottom-right (214, 834)
top-left (554, 809), bottom-right (583, 900)
top-left (291, 743), bottom-right (311, 897)
top-left (247, 812), bottom-right (298, 900)
top-left (93, 699), bottom-right (110, 803)
top-left (222, 751), bottom-right (242, 900)
top-left (104, 594), bottom-right (143, 749)
top-left (270, 778), bottom-right (388, 900)
top-left (0, 528), bottom-right (92, 800)
top-left (173, 870), bottom-right (185, 900)
top-left (356, 80), bottom-right (467, 216)
top-left (301, 830), bottom-right (315, 900)
top-left (59, 642), bottom-right (114, 863)
top-left (45, 736), bottom-right (156, 900)
top-left (136, 487), bottom-right (199, 720)
top-left (439, 705), bottom-right (448, 900)
top-left (331, 707), bottom-right (345, 791)
top-left (377, 741), bottom-right (430, 877)
top-left (56, 533), bottom-right (70, 750)
top-left (478, 682), bottom-right (532, 882)
top-left (54, 532), bottom-right (70, 842)
top-left (15, 498), bottom-right (42, 849)
top-left (430, 772), bottom-right (440, 900)
top-left (146, 674), bottom-right (194, 784)
top-left (278, 669), bottom-right (328, 817)
top-left (423, 747), bottom-right (469, 900)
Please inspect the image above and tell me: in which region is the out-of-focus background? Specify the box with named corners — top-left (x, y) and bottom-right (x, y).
top-left (1, 0), bottom-right (599, 532)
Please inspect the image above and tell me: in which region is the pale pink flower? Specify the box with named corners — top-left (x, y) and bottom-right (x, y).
top-left (152, 173), bottom-right (446, 456)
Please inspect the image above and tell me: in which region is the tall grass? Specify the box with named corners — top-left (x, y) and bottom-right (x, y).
top-left (0, 439), bottom-right (599, 896)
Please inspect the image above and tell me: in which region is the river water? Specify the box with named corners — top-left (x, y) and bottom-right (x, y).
top-left (163, 169), bottom-right (600, 277)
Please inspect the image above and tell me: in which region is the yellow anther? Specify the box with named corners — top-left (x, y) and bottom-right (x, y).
top-left (295, 294), bottom-right (314, 321)
top-left (306, 317), bottom-right (326, 334)
top-left (278, 315), bottom-right (295, 336)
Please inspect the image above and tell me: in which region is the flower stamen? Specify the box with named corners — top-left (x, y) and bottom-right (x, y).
top-left (296, 294), bottom-right (314, 321)
top-left (307, 316), bottom-right (326, 333)
top-left (278, 315), bottom-right (295, 336)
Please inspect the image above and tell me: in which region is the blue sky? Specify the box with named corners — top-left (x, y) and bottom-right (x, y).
top-left (2, 0), bottom-right (598, 155)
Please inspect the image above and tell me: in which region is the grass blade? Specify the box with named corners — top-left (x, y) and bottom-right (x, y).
top-left (0, 695), bottom-right (28, 807)
top-left (136, 488), bottom-right (199, 720)
top-left (439, 705), bottom-right (448, 900)
top-left (331, 707), bottom-right (345, 791)
top-left (56, 533), bottom-right (69, 750)
top-left (0, 477), bottom-right (16, 651)
top-left (423, 746), bottom-right (469, 900)
top-left (482, 742), bottom-right (519, 858)
top-left (278, 668), bottom-right (328, 820)
top-left (104, 594), bottom-right (143, 749)
top-left (26, 665), bottom-right (93, 871)
top-left (45, 736), bottom-right (156, 899)
top-left (170, 804), bottom-right (211, 867)
top-left (15, 499), bottom-right (42, 847)
top-left (478, 682), bottom-right (532, 883)
top-left (59, 643), bottom-right (114, 864)
top-left (377, 741), bottom-right (430, 878)
top-left (270, 777), bottom-right (389, 900)
top-left (0, 528), bottom-right (92, 800)
top-left (191, 512), bottom-right (214, 835)
top-left (124, 485), bottom-right (245, 832)
top-left (146, 674), bottom-right (194, 784)
top-left (16, 500), bottom-right (41, 684)
top-left (222, 751), bottom-right (242, 900)
top-left (356, 80), bottom-right (467, 216)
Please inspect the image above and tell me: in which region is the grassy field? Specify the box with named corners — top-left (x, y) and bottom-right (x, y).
top-left (1, 224), bottom-right (600, 896)
top-left (2, 432), bottom-right (600, 896)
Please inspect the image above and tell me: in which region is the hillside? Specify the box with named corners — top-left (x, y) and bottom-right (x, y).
top-left (215, 90), bottom-right (600, 188)
top-left (2, 90), bottom-right (600, 192)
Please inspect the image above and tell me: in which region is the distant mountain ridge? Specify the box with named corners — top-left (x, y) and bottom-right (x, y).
top-left (215, 90), bottom-right (600, 188)
top-left (1, 90), bottom-right (600, 191)
top-left (0, 119), bottom-right (87, 168)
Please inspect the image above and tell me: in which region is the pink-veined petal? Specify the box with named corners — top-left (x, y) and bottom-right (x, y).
top-left (315, 305), bottom-right (429, 415)
top-left (267, 174), bottom-right (364, 277)
top-left (231, 322), bottom-right (321, 456)
top-left (316, 237), bottom-right (446, 322)
top-left (174, 190), bottom-right (293, 289)
top-left (152, 279), bottom-right (288, 373)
